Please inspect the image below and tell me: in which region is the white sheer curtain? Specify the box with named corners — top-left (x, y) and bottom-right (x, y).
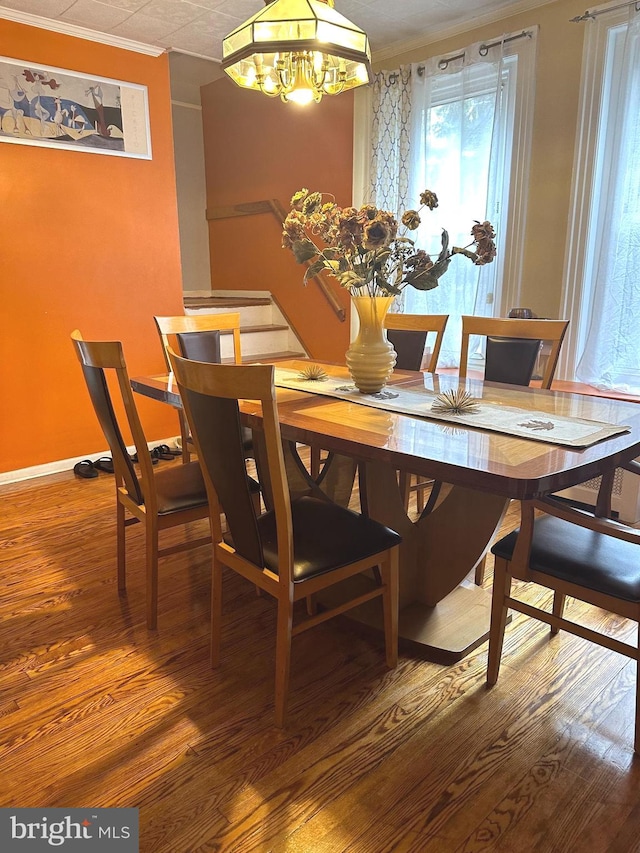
top-left (576, 7), bottom-right (640, 392)
top-left (404, 43), bottom-right (511, 366)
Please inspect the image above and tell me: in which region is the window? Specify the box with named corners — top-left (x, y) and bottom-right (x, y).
top-left (360, 31), bottom-right (536, 366)
top-left (405, 56), bottom-right (514, 364)
top-left (562, 5), bottom-right (640, 390)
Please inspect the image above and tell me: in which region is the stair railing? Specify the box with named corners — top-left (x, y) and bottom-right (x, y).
top-left (206, 200), bottom-right (346, 322)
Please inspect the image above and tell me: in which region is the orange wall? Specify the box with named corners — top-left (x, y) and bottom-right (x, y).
top-left (1, 20), bottom-right (184, 474)
top-left (201, 77), bottom-right (353, 362)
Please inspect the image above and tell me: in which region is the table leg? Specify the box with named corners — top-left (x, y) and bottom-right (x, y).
top-left (338, 460), bottom-right (509, 663)
top-left (288, 445), bottom-right (358, 508)
top-left (253, 432), bottom-right (358, 509)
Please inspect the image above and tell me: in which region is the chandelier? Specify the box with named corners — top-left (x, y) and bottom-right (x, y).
top-left (221, 0), bottom-right (372, 106)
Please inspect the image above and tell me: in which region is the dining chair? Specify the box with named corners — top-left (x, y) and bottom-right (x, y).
top-left (154, 313), bottom-right (243, 463)
top-left (70, 330), bottom-right (211, 630)
top-left (487, 460), bottom-right (640, 754)
top-left (168, 348), bottom-right (401, 727)
top-left (384, 312), bottom-right (449, 373)
top-left (384, 313), bottom-right (449, 513)
top-left (459, 316), bottom-right (569, 389)
top-left (460, 316), bottom-right (569, 583)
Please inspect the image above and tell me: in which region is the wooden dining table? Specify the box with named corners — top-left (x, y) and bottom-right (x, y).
top-left (132, 359), bottom-right (640, 663)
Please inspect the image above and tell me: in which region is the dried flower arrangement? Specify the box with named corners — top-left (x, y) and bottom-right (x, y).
top-left (282, 188), bottom-right (496, 297)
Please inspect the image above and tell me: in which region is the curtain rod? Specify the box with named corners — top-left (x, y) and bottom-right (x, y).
top-left (570, 0), bottom-right (640, 21)
top-left (385, 30), bottom-right (532, 84)
top-left (415, 30), bottom-right (532, 74)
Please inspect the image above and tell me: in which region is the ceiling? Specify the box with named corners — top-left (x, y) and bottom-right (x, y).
top-left (1, 0), bottom-right (546, 64)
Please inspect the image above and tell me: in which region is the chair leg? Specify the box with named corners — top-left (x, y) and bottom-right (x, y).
top-left (210, 554), bottom-right (223, 668)
top-left (381, 550), bottom-right (399, 669)
top-left (116, 497), bottom-right (126, 592)
top-left (179, 411), bottom-right (191, 464)
top-left (487, 556), bottom-right (512, 685)
top-left (635, 621), bottom-right (640, 756)
top-left (551, 592), bottom-right (566, 635)
top-left (145, 516), bottom-right (159, 630)
top-left (475, 556), bottom-right (487, 586)
top-left (252, 482), bottom-right (262, 596)
top-left (274, 597), bottom-right (294, 727)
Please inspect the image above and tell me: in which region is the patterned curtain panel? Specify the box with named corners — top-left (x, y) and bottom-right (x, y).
top-left (369, 66), bottom-right (412, 214)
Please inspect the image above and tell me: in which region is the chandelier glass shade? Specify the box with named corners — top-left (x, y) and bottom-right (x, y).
top-left (222, 0), bottom-right (373, 105)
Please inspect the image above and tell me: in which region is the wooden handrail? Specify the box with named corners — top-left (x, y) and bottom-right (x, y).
top-left (206, 199), bottom-right (346, 322)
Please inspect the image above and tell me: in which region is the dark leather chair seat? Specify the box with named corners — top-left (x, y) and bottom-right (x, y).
top-left (258, 496), bottom-right (402, 582)
top-left (492, 514), bottom-right (640, 602)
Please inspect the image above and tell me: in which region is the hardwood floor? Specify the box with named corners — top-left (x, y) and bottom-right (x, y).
top-left (2, 463), bottom-right (640, 852)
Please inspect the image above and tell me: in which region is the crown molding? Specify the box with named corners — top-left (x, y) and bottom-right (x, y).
top-left (168, 47), bottom-right (221, 63)
top-left (372, 0), bottom-right (555, 64)
top-left (0, 6), bottom-right (165, 56)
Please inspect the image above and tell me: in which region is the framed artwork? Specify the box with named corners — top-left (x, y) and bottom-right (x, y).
top-left (0, 56), bottom-right (152, 159)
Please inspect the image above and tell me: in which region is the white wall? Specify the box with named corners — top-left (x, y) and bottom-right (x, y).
top-left (169, 52), bottom-right (224, 293)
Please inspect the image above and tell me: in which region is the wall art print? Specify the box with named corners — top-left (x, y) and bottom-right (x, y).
top-left (0, 56), bottom-right (151, 159)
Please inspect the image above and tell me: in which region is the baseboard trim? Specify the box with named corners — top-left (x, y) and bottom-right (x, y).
top-left (0, 437), bottom-right (180, 486)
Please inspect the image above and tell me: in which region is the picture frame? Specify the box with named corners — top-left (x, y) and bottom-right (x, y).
top-left (0, 56), bottom-right (152, 159)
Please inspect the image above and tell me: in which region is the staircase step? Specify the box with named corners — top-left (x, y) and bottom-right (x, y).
top-left (220, 323), bottom-right (289, 335)
top-left (184, 290), bottom-right (309, 361)
top-left (225, 350), bottom-right (306, 364)
top-left (184, 296), bottom-right (271, 309)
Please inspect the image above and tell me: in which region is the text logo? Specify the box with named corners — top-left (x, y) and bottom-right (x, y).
top-left (0, 808), bottom-right (138, 851)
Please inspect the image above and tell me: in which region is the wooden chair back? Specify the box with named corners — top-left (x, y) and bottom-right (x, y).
top-left (154, 313), bottom-right (242, 370)
top-left (71, 331), bottom-right (151, 506)
top-left (168, 352), bottom-right (292, 581)
top-left (154, 313), bottom-right (243, 462)
top-left (384, 313), bottom-right (448, 373)
top-left (459, 316), bottom-right (569, 389)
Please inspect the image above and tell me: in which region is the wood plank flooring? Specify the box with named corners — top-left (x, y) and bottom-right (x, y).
top-left (2, 463), bottom-right (640, 852)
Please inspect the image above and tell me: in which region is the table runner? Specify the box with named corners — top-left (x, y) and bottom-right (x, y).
top-left (273, 368), bottom-right (630, 449)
